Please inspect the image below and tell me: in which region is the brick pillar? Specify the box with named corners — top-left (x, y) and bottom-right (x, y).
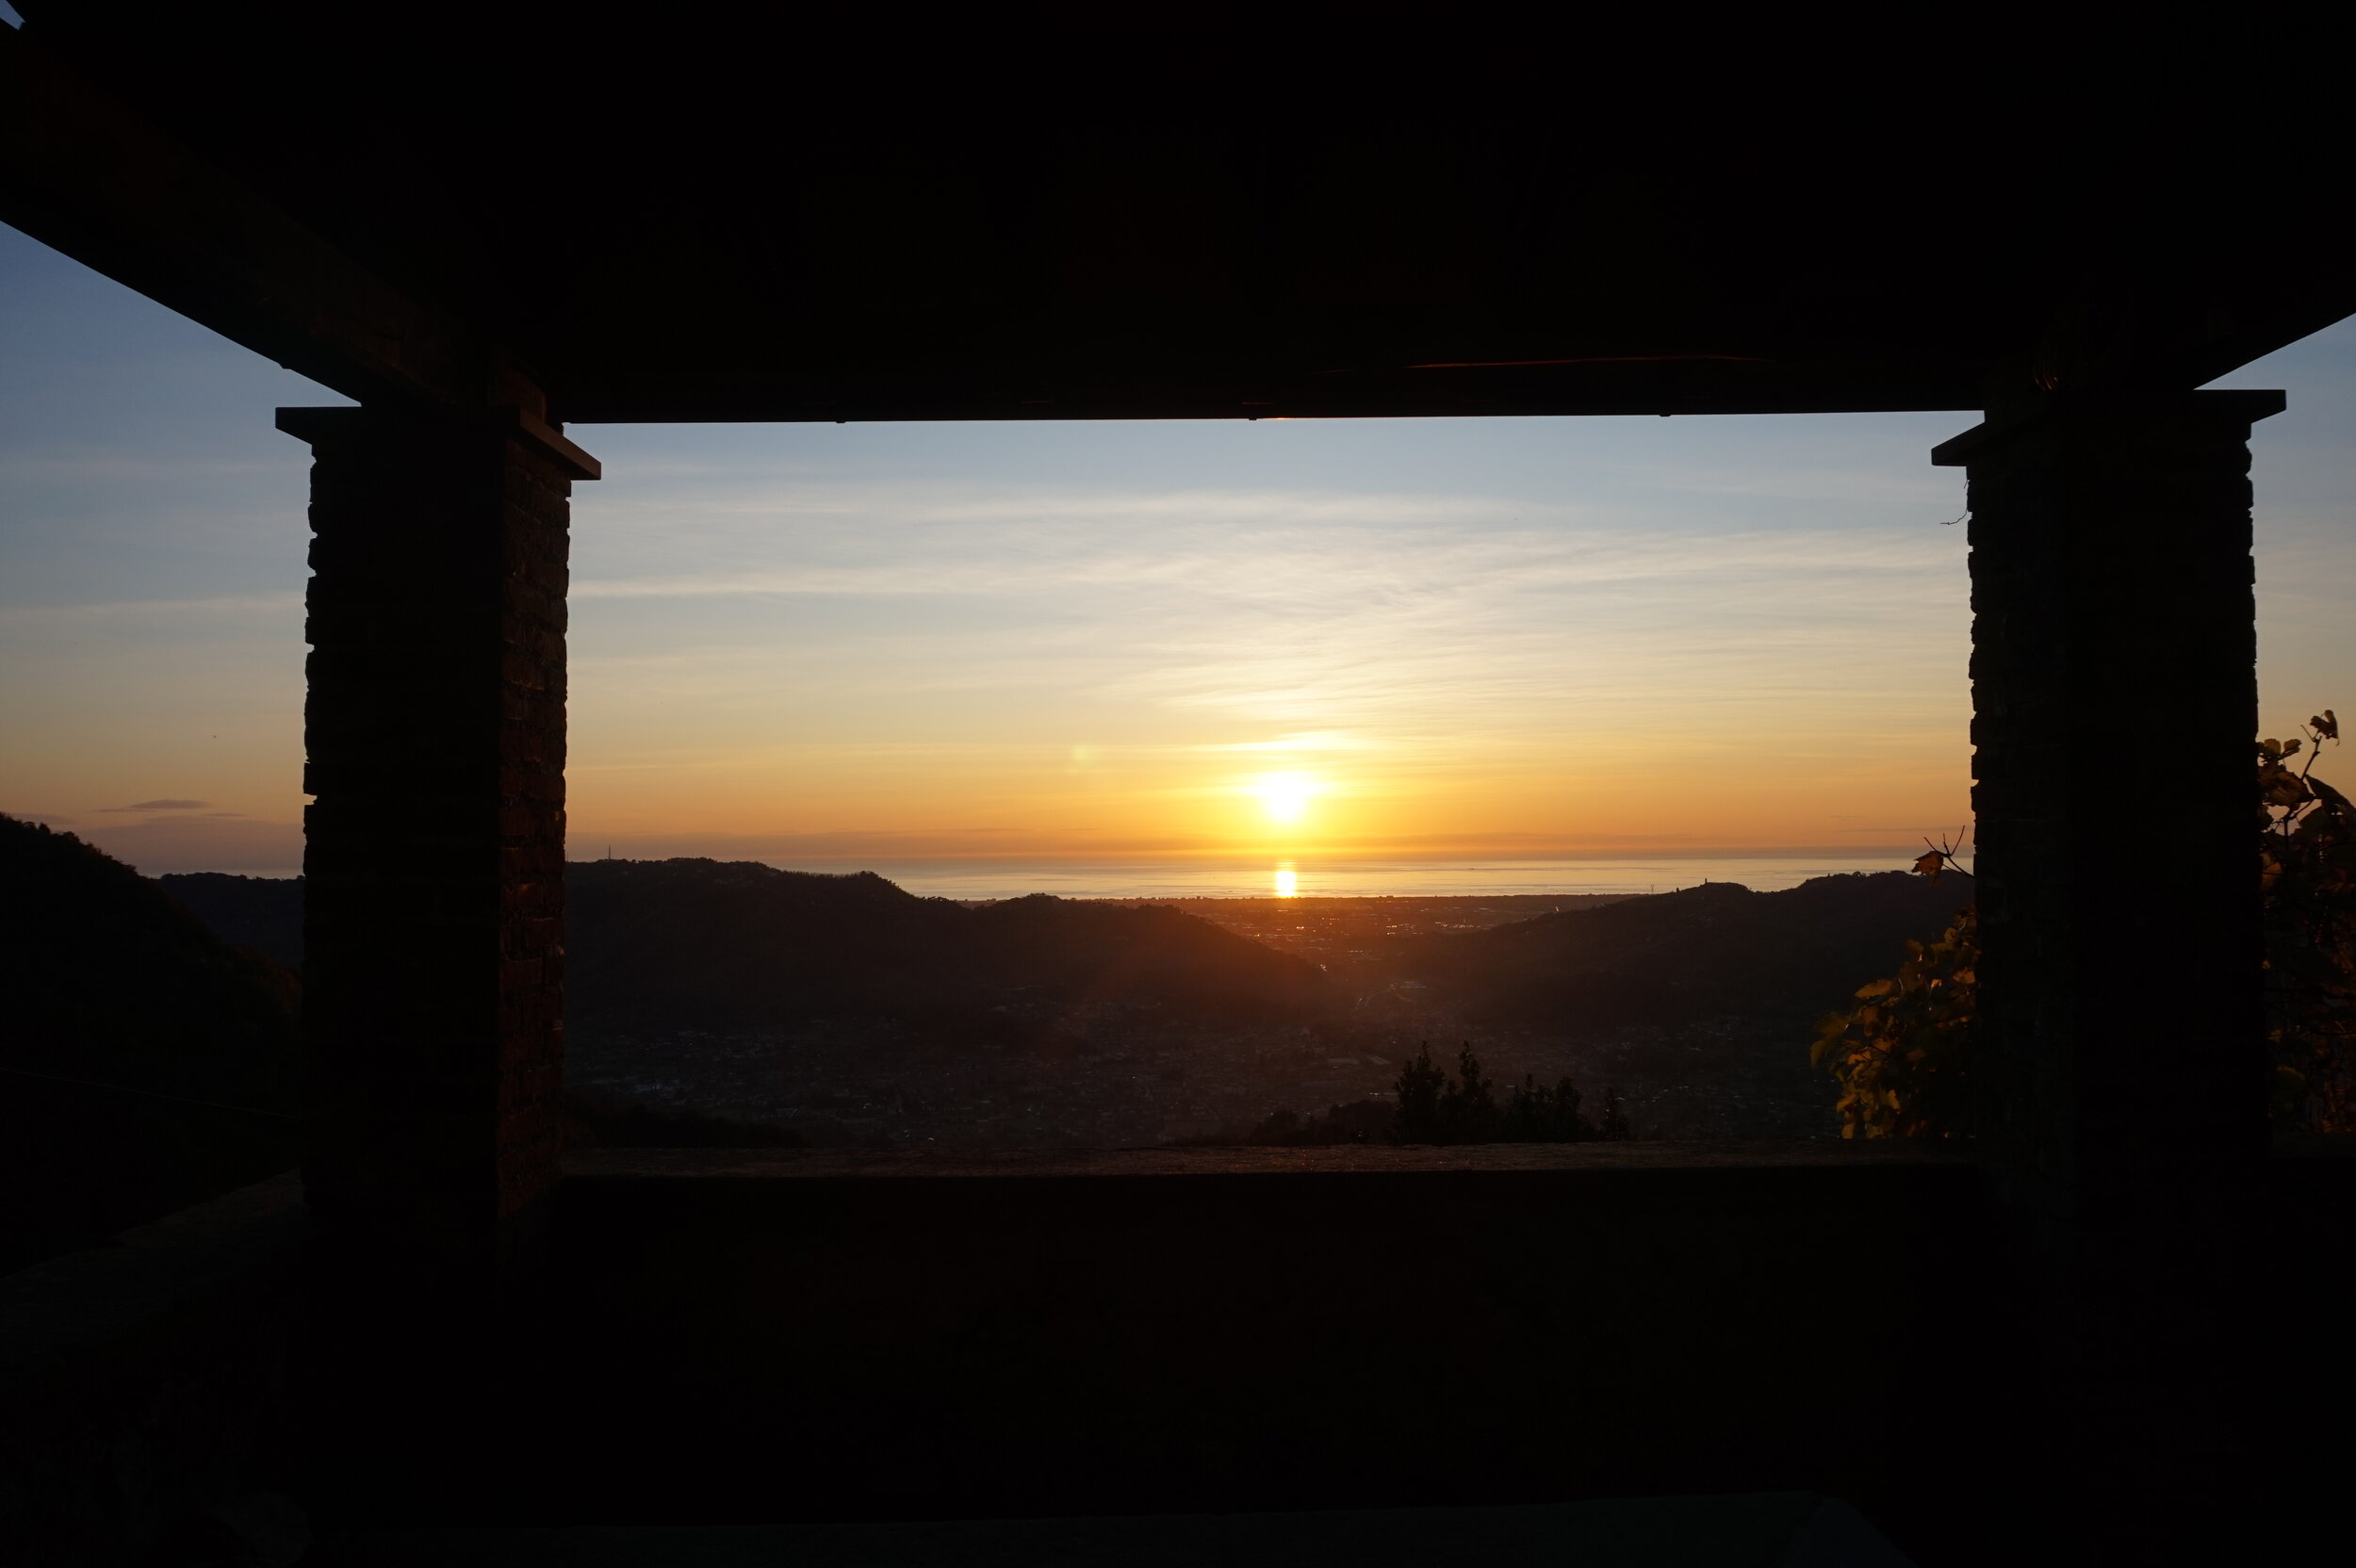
top-left (1934, 389), bottom-right (2280, 1560)
top-left (278, 404), bottom-right (596, 1284)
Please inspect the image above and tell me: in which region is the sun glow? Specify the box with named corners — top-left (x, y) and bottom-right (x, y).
top-left (1250, 770), bottom-right (1321, 827)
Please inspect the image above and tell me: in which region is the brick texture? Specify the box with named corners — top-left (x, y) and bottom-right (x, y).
top-left (283, 405), bottom-right (574, 1280)
top-left (1945, 391), bottom-right (2275, 1559)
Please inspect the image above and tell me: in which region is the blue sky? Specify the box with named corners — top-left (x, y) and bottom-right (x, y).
top-left (3, 219), bottom-right (2349, 875)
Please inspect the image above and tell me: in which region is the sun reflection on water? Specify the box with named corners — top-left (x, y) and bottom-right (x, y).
top-left (1273, 862), bottom-right (1299, 898)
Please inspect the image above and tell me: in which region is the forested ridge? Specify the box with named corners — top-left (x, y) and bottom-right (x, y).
top-left (564, 858), bottom-right (1334, 1039)
top-left (1, 815), bottom-right (300, 1270)
top-left (2, 830), bottom-right (2053, 1260)
top-left (1400, 871), bottom-right (1971, 1033)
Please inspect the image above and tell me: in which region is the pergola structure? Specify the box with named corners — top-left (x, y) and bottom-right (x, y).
top-left (6, 7), bottom-right (2352, 1563)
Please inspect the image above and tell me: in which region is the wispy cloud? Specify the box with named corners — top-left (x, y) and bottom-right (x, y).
top-left (550, 450), bottom-right (1977, 858)
top-left (0, 594), bottom-right (303, 622)
top-left (565, 470), bottom-right (1971, 766)
top-left (1195, 732), bottom-right (1381, 755)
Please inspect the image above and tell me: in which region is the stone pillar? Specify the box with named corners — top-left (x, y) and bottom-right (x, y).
top-left (277, 404), bottom-right (596, 1284)
top-left (1934, 389), bottom-right (2280, 1560)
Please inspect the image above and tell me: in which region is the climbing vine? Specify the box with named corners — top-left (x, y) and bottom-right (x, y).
top-left (2260, 711), bottom-right (2356, 1130)
top-left (1809, 858), bottom-right (1975, 1140)
top-left (1815, 711), bottom-right (2355, 1137)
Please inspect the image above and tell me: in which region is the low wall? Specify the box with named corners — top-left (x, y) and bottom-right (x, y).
top-left (541, 1145), bottom-right (1999, 1558)
top-left (0, 1172), bottom-right (311, 1567)
top-left (19, 1143), bottom-right (2347, 1564)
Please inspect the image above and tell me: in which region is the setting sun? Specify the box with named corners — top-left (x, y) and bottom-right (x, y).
top-left (1250, 771), bottom-right (1322, 827)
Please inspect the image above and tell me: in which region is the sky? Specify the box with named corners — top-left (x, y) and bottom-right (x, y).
top-left (3, 219), bottom-right (2351, 879)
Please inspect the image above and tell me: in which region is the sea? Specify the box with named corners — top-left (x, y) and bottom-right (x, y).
top-left (196, 851), bottom-right (1929, 899)
top-left (792, 854), bottom-right (1921, 902)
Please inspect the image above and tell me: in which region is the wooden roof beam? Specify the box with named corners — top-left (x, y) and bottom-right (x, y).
top-left (0, 24), bottom-right (508, 416)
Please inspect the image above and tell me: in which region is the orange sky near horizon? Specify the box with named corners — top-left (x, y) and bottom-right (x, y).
top-left (559, 718), bottom-right (1972, 865)
top-left (548, 427), bottom-right (1981, 869)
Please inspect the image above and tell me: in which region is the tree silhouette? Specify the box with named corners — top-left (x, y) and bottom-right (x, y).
top-left (1391, 1044), bottom-right (1601, 1144)
top-left (1393, 1043), bottom-right (1448, 1142)
top-left (1502, 1073), bottom-right (1595, 1141)
top-left (1438, 1044), bottom-right (1499, 1141)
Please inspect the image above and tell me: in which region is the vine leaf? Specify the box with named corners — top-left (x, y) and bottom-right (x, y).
top-left (1817, 707), bottom-right (2353, 1138)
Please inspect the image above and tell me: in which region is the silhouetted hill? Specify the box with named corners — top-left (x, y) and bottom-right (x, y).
top-left (566, 860), bottom-right (964, 1032)
top-left (0, 815), bottom-right (302, 1271)
top-left (2, 816), bottom-right (299, 1104)
top-left (565, 859), bottom-right (1333, 1039)
top-left (1403, 871), bottom-right (1974, 1031)
top-left (139, 861), bottom-right (1966, 1046)
top-left (129, 857), bottom-right (1975, 1146)
top-left (962, 893), bottom-right (1336, 1021)
top-left (135, 858), bottom-right (1338, 1038)
top-left (156, 871), bottom-right (306, 972)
